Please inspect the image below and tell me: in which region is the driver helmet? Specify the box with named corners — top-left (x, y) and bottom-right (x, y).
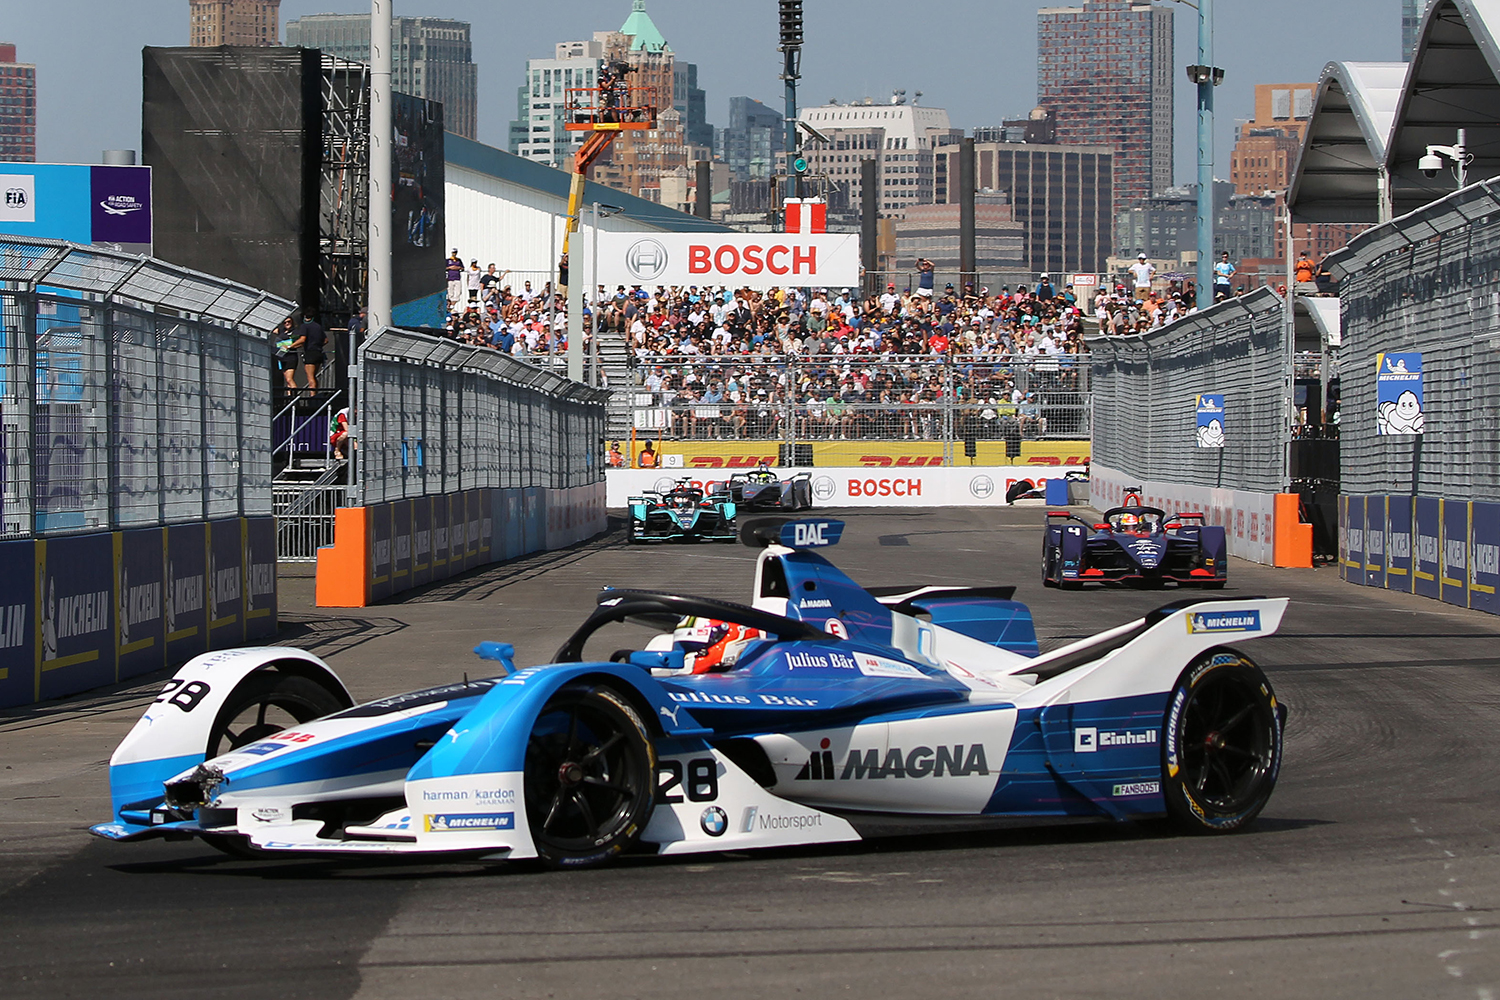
top-left (671, 616), bottom-right (767, 674)
top-left (1119, 512), bottom-right (1140, 530)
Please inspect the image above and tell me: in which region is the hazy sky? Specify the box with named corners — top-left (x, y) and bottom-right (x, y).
top-left (2, 0), bottom-right (1399, 183)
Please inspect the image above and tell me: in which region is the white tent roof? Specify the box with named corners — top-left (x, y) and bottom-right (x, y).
top-left (1288, 62), bottom-right (1407, 223)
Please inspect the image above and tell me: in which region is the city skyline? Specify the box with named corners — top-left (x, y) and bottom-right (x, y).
top-left (6, 0), bottom-right (1399, 184)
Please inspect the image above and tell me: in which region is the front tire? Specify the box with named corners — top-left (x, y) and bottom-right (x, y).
top-left (523, 685), bottom-right (656, 868)
top-left (1162, 652), bottom-right (1283, 833)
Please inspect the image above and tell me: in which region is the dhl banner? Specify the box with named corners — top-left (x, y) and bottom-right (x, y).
top-left (637, 440), bottom-right (1090, 470)
top-left (607, 466), bottom-right (1083, 509)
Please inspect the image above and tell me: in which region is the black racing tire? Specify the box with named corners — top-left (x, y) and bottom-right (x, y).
top-left (1200, 581), bottom-right (1227, 590)
top-left (202, 671), bottom-right (345, 858)
top-left (1162, 651), bottom-right (1283, 834)
top-left (1059, 579), bottom-right (1083, 591)
top-left (524, 685), bottom-right (656, 869)
top-left (1041, 547), bottom-right (1059, 588)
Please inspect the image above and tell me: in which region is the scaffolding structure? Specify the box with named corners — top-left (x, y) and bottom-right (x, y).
top-left (318, 55), bottom-right (370, 333)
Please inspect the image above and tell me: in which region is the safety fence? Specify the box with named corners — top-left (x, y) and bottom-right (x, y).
top-left (1328, 180), bottom-right (1500, 503)
top-left (0, 237), bottom-right (294, 539)
top-left (1086, 287), bottom-right (1290, 496)
top-left (356, 328), bottom-right (610, 503)
top-left (616, 354), bottom-right (1091, 468)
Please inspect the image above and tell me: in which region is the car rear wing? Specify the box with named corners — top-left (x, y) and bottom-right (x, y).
top-left (1047, 510), bottom-right (1093, 528)
top-left (786, 471), bottom-right (813, 483)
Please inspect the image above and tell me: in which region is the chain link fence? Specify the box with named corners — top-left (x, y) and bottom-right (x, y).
top-left (1329, 180), bottom-right (1500, 501)
top-left (355, 328), bottom-right (610, 506)
top-left (616, 354), bottom-right (1091, 465)
top-left (0, 237), bottom-right (293, 539)
top-left (1086, 287), bottom-right (1290, 495)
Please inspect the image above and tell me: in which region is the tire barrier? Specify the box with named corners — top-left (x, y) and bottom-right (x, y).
top-left (314, 484), bottom-right (606, 608)
top-left (0, 518), bottom-right (277, 710)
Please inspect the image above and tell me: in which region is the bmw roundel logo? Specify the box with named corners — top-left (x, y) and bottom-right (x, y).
top-left (969, 475), bottom-right (996, 499)
top-left (812, 476), bottom-right (837, 500)
top-left (625, 238), bottom-right (669, 281)
top-left (700, 806), bottom-right (728, 837)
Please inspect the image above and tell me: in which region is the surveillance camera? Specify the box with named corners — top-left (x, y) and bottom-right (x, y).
top-left (1419, 152), bottom-right (1444, 178)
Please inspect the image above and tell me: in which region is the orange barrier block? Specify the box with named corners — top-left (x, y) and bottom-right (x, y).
top-left (315, 506), bottom-right (372, 607)
top-left (1273, 493), bottom-right (1313, 569)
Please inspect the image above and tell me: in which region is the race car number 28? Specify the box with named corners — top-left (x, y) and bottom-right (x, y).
top-left (657, 757), bottom-right (718, 803)
top-left (154, 678), bottom-right (211, 712)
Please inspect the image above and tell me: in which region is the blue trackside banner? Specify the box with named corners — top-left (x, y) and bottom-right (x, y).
top-left (502, 489), bottom-right (523, 561)
top-left (524, 488), bottom-right (545, 555)
top-left (208, 519), bottom-right (245, 645)
top-left (38, 532), bottom-right (116, 702)
top-left (1363, 495), bottom-right (1386, 589)
top-left (1345, 495), bottom-right (1366, 586)
top-left (165, 523), bottom-right (208, 661)
top-left (1386, 494), bottom-right (1413, 593)
top-left (430, 493), bottom-right (450, 578)
top-left (1338, 495), bottom-right (1349, 583)
top-left (368, 502), bottom-right (393, 603)
top-left (477, 490), bottom-right (494, 563)
top-left (1414, 497), bottom-right (1441, 599)
top-left (115, 527), bottom-right (165, 680)
top-left (391, 500), bottom-right (412, 593)
top-left (411, 496), bottom-right (432, 588)
top-left (0, 539), bottom-right (34, 707)
top-left (244, 517), bottom-right (277, 640)
top-left (1185, 609), bottom-right (1262, 634)
top-left (1441, 499), bottom-right (1470, 609)
top-left (1471, 502), bottom-right (1500, 614)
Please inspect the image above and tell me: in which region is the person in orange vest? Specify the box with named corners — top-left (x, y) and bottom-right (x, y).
top-left (1295, 252), bottom-right (1316, 285)
top-left (638, 441), bottom-right (659, 469)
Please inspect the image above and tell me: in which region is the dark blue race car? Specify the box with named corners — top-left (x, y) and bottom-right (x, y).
top-left (629, 480), bottom-right (737, 544)
top-left (722, 466), bottom-right (813, 511)
top-left (1042, 505), bottom-right (1228, 589)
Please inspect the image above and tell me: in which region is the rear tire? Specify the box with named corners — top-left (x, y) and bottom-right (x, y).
top-left (1041, 547), bottom-right (1058, 587)
top-left (1162, 652), bottom-right (1283, 833)
top-left (524, 685), bottom-right (656, 868)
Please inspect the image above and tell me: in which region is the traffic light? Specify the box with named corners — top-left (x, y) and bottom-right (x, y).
top-left (792, 155), bottom-right (809, 176)
top-left (779, 0), bottom-right (804, 49)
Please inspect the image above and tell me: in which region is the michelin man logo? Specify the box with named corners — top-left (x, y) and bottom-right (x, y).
top-left (41, 577), bottom-right (56, 663)
top-left (1195, 418), bottom-right (1226, 449)
top-left (1377, 390), bottom-right (1424, 435)
top-left (118, 566), bottom-right (130, 647)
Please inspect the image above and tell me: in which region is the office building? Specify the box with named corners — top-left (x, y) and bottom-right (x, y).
top-left (0, 44), bottom-right (36, 163)
top-left (510, 39), bottom-right (605, 168)
top-left (716, 97), bottom-right (783, 181)
top-left (895, 195), bottom-right (1027, 271)
top-left (188, 0), bottom-right (280, 47)
top-left (1403, 0), bottom-right (1426, 60)
top-left (796, 95), bottom-right (957, 217)
top-left (1229, 83), bottom-right (1315, 195)
top-left (285, 14), bottom-right (477, 139)
top-left (934, 140), bottom-right (1114, 276)
top-left (1037, 0), bottom-right (1174, 209)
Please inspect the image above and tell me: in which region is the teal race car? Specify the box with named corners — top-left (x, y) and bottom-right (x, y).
top-left (629, 480), bottom-right (737, 544)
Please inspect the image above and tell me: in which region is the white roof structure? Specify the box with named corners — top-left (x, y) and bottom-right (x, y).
top-left (1291, 0), bottom-right (1500, 222)
top-left (798, 101), bottom-right (952, 149)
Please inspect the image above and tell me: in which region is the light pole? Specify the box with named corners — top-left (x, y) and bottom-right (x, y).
top-left (356, 0), bottom-right (394, 506)
top-left (1178, 0), bottom-right (1223, 309)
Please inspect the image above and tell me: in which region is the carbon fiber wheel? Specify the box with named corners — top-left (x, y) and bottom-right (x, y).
top-left (1162, 652), bottom-right (1283, 833)
top-left (524, 686), bottom-right (656, 868)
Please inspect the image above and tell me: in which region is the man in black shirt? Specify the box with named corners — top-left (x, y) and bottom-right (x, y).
top-left (291, 313), bottom-right (327, 393)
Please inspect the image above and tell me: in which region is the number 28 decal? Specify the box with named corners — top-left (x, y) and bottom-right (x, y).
top-left (154, 678), bottom-right (211, 712)
top-left (657, 757), bottom-right (719, 803)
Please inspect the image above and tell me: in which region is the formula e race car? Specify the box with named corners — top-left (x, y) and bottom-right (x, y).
top-left (719, 465), bottom-right (814, 511)
top-left (91, 518), bottom-right (1285, 868)
top-left (628, 480), bottom-right (737, 543)
top-left (1042, 505), bottom-right (1228, 589)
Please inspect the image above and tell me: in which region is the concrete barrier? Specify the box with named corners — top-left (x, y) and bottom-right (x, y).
top-left (606, 467), bottom-right (1085, 509)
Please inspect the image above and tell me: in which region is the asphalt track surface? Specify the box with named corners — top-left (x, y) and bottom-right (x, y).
top-left (2, 507), bottom-right (1499, 999)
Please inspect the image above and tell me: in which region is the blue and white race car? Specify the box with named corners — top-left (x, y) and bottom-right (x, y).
top-left (92, 519), bottom-right (1286, 868)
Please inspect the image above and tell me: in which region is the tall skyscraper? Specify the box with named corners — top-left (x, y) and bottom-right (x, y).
top-left (188, 0), bottom-right (281, 47)
top-left (1229, 83), bottom-right (1315, 196)
top-left (510, 39), bottom-right (605, 168)
top-left (0, 44), bottom-right (36, 163)
top-left (716, 97), bottom-right (783, 182)
top-left (285, 14), bottom-right (478, 139)
top-left (1403, 0), bottom-right (1425, 60)
top-left (1037, 0), bottom-right (1174, 209)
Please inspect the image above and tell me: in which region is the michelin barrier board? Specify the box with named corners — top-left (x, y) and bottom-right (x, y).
top-left (1342, 495), bottom-right (1500, 617)
top-left (1091, 464), bottom-right (1279, 566)
top-left (606, 468), bottom-right (1085, 510)
top-left (315, 484), bottom-right (607, 608)
top-left (0, 518), bottom-right (277, 710)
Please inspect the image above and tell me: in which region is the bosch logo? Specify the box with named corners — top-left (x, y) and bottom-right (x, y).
top-left (969, 475), bottom-right (995, 499)
top-left (652, 476), bottom-right (677, 493)
top-left (625, 239), bottom-right (669, 281)
top-left (812, 476), bottom-right (837, 500)
top-left (700, 805), bottom-right (728, 836)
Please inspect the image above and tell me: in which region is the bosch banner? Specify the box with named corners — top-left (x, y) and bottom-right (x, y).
top-left (582, 231), bottom-right (860, 290)
top-left (1376, 352), bottom-right (1424, 435)
top-left (1195, 394), bottom-right (1226, 448)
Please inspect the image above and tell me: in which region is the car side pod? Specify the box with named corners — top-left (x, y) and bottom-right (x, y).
top-left (740, 517), bottom-right (845, 549)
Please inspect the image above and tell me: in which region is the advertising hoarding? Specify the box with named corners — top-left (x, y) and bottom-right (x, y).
top-left (0, 163), bottom-right (153, 255)
top-left (582, 231), bottom-right (860, 290)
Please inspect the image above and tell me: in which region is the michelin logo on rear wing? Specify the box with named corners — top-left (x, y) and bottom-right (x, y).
top-left (1186, 609), bottom-right (1262, 634)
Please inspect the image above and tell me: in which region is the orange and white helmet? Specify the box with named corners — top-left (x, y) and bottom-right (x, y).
top-left (671, 616), bottom-right (767, 673)
top-left (1119, 512), bottom-right (1140, 530)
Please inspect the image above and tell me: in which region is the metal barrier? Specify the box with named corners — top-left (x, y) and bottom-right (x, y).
top-left (0, 237), bottom-right (293, 539)
top-left (617, 354), bottom-right (1091, 466)
top-left (355, 327), bottom-right (610, 505)
top-left (1086, 287), bottom-right (1290, 495)
top-left (1328, 180), bottom-right (1500, 502)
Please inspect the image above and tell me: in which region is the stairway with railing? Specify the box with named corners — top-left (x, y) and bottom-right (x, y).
top-left (272, 383), bottom-right (348, 561)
